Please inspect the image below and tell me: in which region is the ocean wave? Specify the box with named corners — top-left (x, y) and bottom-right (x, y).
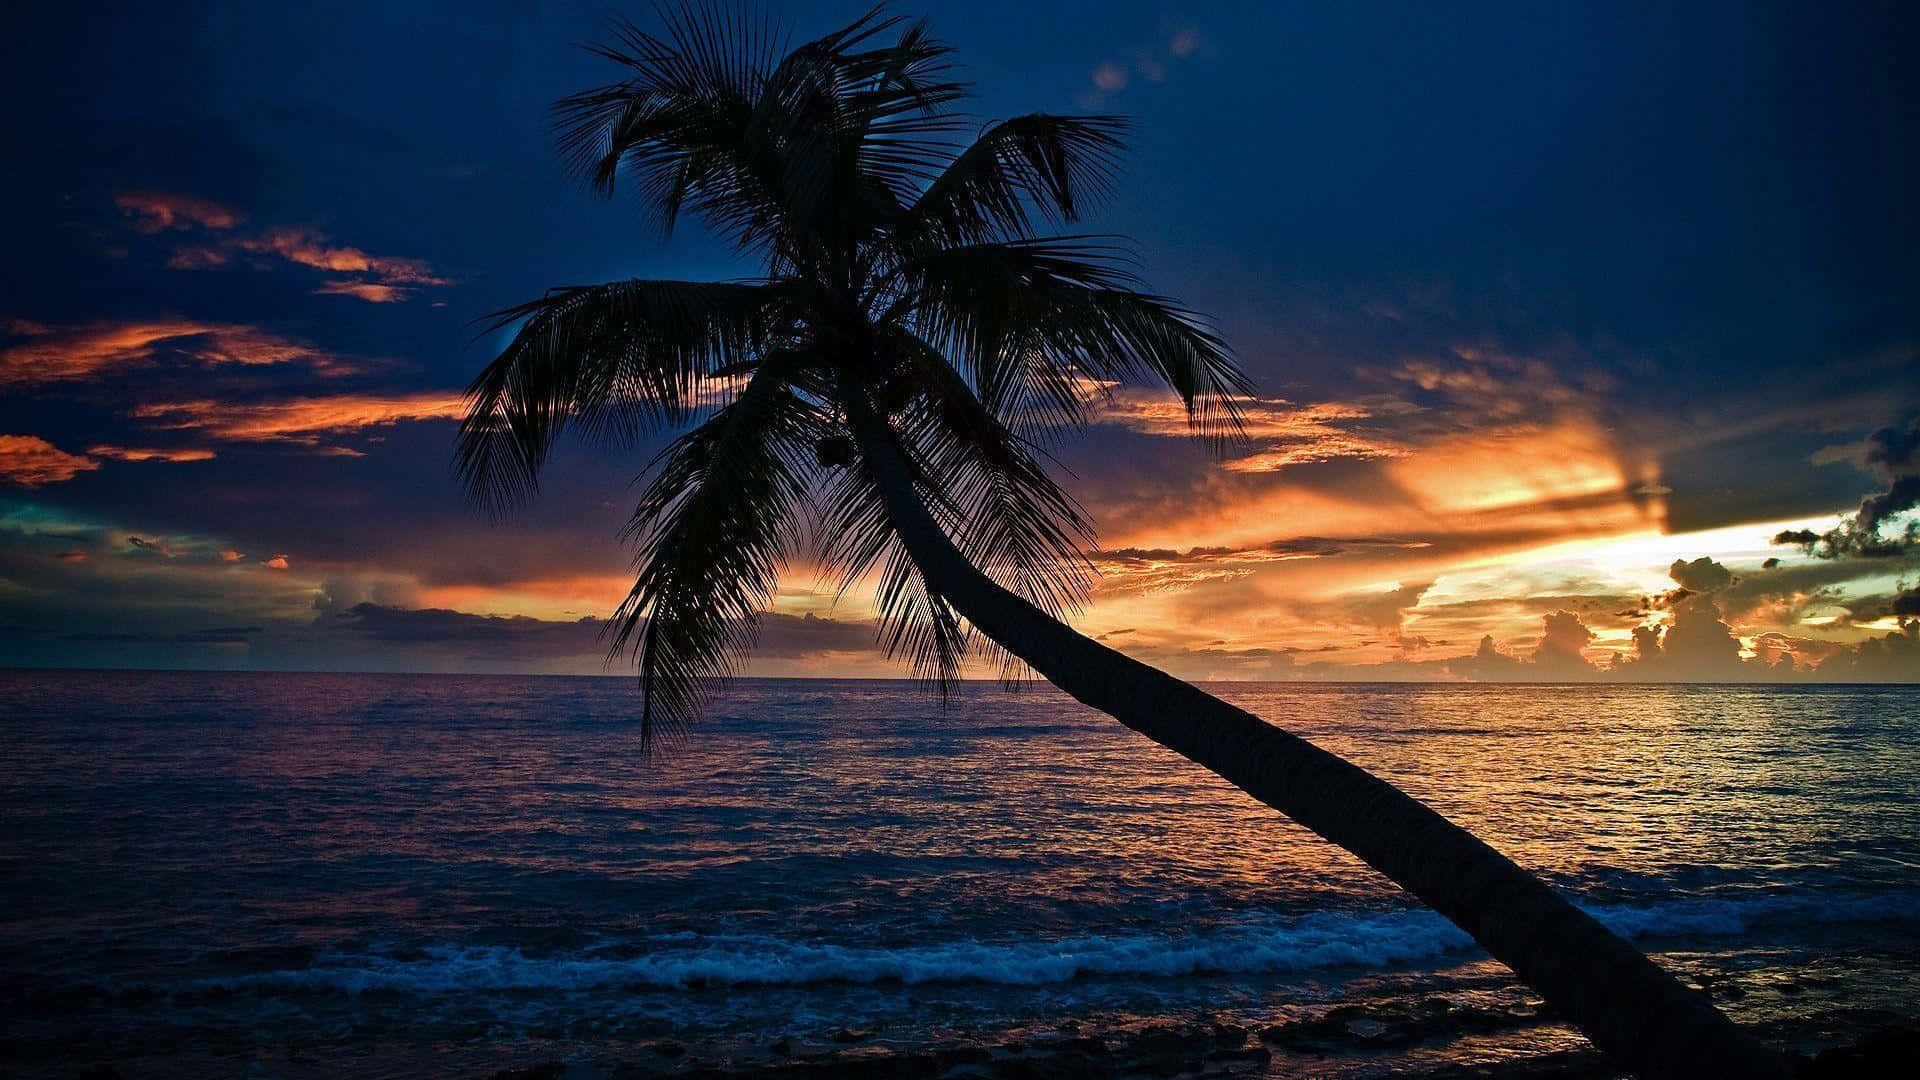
top-left (210, 890), bottom-right (1916, 996)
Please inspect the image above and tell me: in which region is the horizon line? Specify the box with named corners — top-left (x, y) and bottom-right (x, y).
top-left (2, 665), bottom-right (1914, 687)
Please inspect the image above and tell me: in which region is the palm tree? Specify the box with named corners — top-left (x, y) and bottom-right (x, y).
top-left (458, 8), bottom-right (1784, 1076)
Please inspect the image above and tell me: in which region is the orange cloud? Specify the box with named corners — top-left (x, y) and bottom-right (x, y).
top-left (1042, 399), bottom-right (1677, 672)
top-left (166, 246), bottom-right (230, 270)
top-left (1081, 22), bottom-right (1208, 106)
top-left (1094, 546), bottom-right (1317, 596)
top-left (57, 550), bottom-right (89, 562)
top-left (0, 320), bottom-right (339, 385)
top-left (1389, 419), bottom-right (1631, 516)
top-left (1098, 390), bottom-right (1403, 472)
top-left (313, 280), bottom-right (408, 303)
top-left (122, 192), bottom-right (450, 303)
top-left (86, 445), bottom-right (218, 463)
top-left (224, 226), bottom-right (450, 301)
top-left (263, 555), bottom-right (290, 570)
top-left (132, 392), bottom-right (469, 448)
top-left (416, 574), bottom-right (640, 622)
top-left (0, 435), bottom-right (101, 488)
top-left (114, 192), bottom-right (243, 233)
top-left (237, 226), bottom-right (445, 283)
top-left (1091, 537), bottom-right (1433, 598)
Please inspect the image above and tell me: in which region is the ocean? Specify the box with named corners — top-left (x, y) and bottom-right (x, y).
top-left (2, 671), bottom-right (1916, 1077)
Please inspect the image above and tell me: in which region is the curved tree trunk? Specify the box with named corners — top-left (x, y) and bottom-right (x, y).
top-left (845, 398), bottom-right (1787, 1079)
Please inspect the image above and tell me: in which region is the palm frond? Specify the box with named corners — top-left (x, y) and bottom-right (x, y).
top-left (818, 349), bottom-right (1093, 692)
top-left (892, 238), bottom-right (1251, 441)
top-left (905, 114), bottom-right (1127, 245)
top-left (555, 4), bottom-right (968, 259)
top-left (816, 409), bottom-right (980, 692)
top-left (457, 279), bottom-right (787, 513)
top-left (882, 325), bottom-right (1095, 615)
top-left (607, 361), bottom-right (824, 744)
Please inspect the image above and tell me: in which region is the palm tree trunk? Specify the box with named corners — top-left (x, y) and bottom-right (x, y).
top-left (845, 398), bottom-right (1787, 1079)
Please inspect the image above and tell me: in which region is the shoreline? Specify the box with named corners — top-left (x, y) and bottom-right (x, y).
top-left (473, 1019), bottom-right (1917, 1080)
top-left (29, 1002), bottom-right (1916, 1079)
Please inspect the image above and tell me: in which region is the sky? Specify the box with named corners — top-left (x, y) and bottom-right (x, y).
top-left (2, 0), bottom-right (1917, 680)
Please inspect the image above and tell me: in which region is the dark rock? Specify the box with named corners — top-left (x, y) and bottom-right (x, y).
top-left (1208, 1043), bottom-right (1272, 1064)
top-left (1208, 1021), bottom-right (1250, 1046)
top-left (831, 1027), bottom-right (874, 1043)
top-left (1119, 1025), bottom-right (1206, 1077)
top-left (1129, 1025), bottom-right (1188, 1052)
top-left (1345, 1017), bottom-right (1389, 1039)
top-left (1797, 1028), bottom-right (1920, 1079)
top-left (931, 1046), bottom-right (992, 1068)
top-left (488, 1064), bottom-right (565, 1080)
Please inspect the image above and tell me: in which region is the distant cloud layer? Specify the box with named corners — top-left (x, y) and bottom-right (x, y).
top-left (114, 191), bottom-right (243, 233)
top-left (84, 445), bottom-right (217, 464)
top-left (0, 435), bottom-right (100, 487)
top-left (0, 319), bottom-right (341, 386)
top-left (132, 392), bottom-right (469, 453)
top-left (1096, 389), bottom-right (1404, 472)
top-left (116, 191), bottom-right (449, 303)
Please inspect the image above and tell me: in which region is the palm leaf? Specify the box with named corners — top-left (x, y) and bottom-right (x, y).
top-left (818, 346), bottom-right (1093, 691)
top-left (608, 359), bottom-right (824, 743)
top-left (892, 238), bottom-right (1250, 440)
top-left (457, 279), bottom-right (788, 513)
top-left (816, 403), bottom-right (980, 691)
top-left (556, 5), bottom-right (967, 259)
top-left (882, 325), bottom-right (1095, 614)
top-left (906, 114), bottom-right (1128, 245)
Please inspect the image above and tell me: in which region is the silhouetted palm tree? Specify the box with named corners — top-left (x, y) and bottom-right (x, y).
top-left (458, 9), bottom-right (1782, 1076)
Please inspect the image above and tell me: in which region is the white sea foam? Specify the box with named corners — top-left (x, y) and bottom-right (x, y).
top-left (218, 890), bottom-right (1916, 996)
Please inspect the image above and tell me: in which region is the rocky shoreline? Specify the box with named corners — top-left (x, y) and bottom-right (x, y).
top-left (476, 1010), bottom-right (1920, 1080)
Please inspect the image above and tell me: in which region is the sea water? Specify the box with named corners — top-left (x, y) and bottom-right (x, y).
top-left (2, 672), bottom-right (1916, 1075)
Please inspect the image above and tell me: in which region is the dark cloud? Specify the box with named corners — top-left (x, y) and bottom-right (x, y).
top-left (1649, 596), bottom-right (1746, 677)
top-left (68, 626), bottom-right (262, 645)
top-left (1351, 581), bottom-right (1434, 630)
top-left (324, 603), bottom-right (881, 667)
top-left (1865, 419), bottom-right (1920, 474)
top-left (328, 602), bottom-right (598, 654)
top-left (1889, 587), bottom-right (1920, 620)
top-left (1817, 628), bottom-right (1920, 681)
top-left (1469, 634), bottom-right (1520, 673)
top-left (1532, 610), bottom-right (1595, 676)
top-left (1632, 623), bottom-right (1662, 662)
top-left (1667, 556), bottom-right (1733, 593)
top-left (1775, 417), bottom-right (1920, 559)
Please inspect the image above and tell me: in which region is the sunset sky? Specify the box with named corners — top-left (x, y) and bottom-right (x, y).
top-left (2, 1), bottom-right (1916, 679)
